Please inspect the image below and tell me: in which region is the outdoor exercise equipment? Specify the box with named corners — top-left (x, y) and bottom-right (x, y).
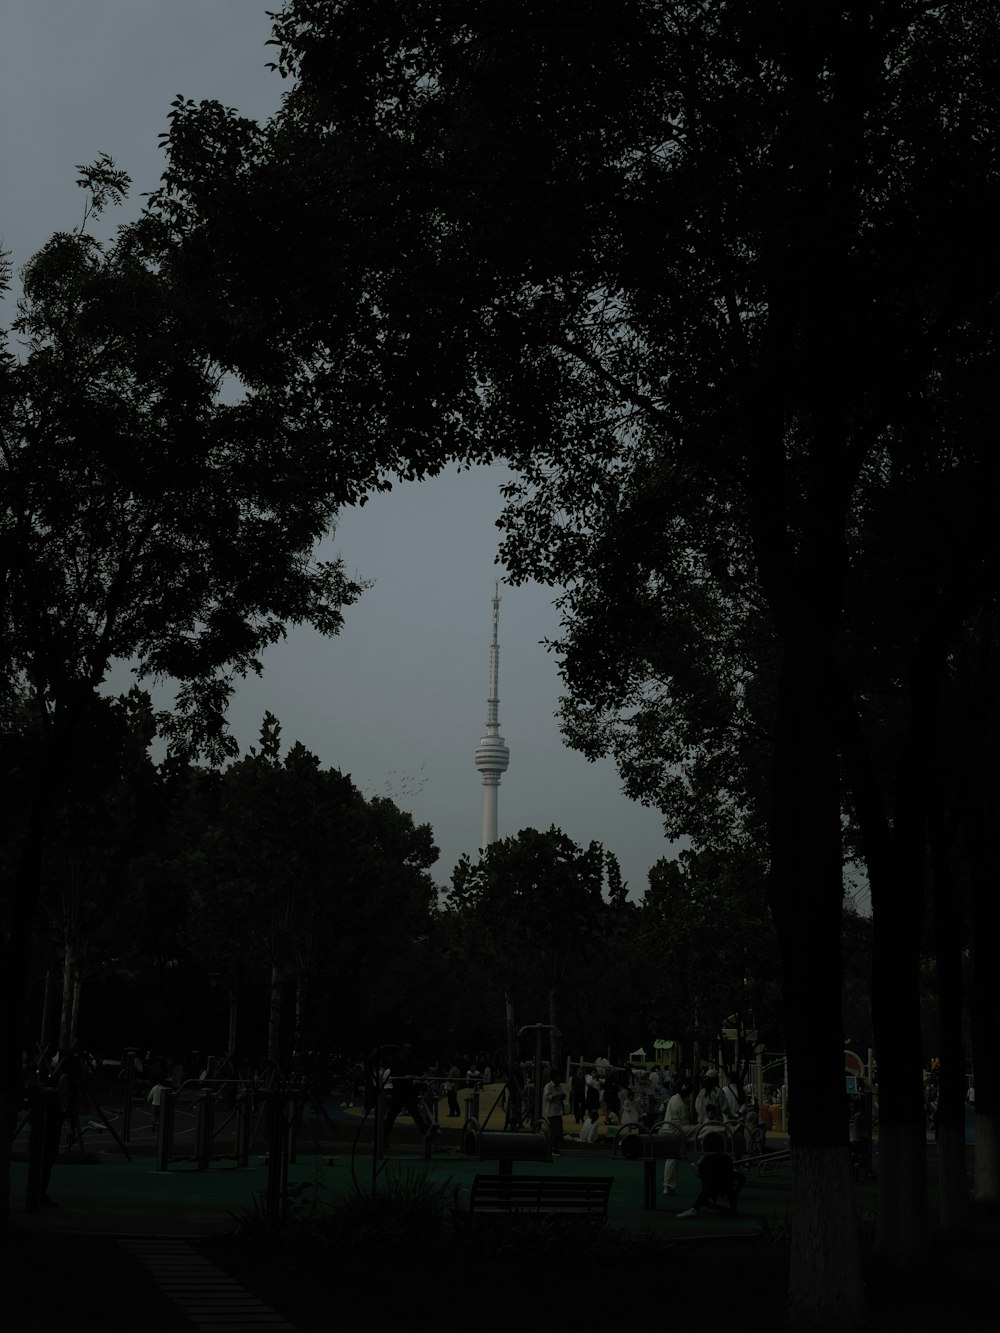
top-left (618, 1122), bottom-right (686, 1209)
top-left (153, 1081), bottom-right (257, 1172)
top-left (462, 1117), bottom-right (551, 1176)
top-left (23, 1045), bottom-right (131, 1211)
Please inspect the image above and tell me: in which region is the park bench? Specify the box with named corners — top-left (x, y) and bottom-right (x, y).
top-left (469, 1172), bottom-right (613, 1221)
top-left (462, 1118), bottom-right (612, 1223)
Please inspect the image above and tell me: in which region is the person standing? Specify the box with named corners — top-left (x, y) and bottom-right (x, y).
top-left (585, 1070), bottom-right (602, 1117)
top-left (696, 1074), bottom-right (725, 1124)
top-left (147, 1076), bottom-right (171, 1125)
top-left (660, 1079), bottom-right (696, 1195)
top-left (382, 1043), bottom-right (435, 1151)
top-left (571, 1066), bottom-right (587, 1123)
top-left (542, 1070), bottom-right (566, 1153)
top-left (619, 1088), bottom-right (641, 1127)
top-left (444, 1064), bottom-right (461, 1118)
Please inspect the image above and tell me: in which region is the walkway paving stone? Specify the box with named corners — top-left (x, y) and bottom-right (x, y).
top-left (119, 1237), bottom-right (297, 1331)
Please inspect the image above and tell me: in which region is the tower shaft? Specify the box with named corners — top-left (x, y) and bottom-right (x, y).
top-left (474, 582), bottom-right (510, 848)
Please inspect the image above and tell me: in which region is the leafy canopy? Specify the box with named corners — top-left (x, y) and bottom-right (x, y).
top-left (2, 165), bottom-right (366, 758)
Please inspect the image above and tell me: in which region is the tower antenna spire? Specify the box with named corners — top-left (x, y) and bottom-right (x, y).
top-left (474, 581), bottom-right (510, 848)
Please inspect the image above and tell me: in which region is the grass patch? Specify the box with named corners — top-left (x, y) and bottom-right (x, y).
top-left (225, 1164), bottom-right (680, 1265)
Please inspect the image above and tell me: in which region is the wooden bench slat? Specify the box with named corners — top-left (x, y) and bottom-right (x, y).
top-left (470, 1174), bottom-right (613, 1220)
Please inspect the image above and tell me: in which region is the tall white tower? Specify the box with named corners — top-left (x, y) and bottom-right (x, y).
top-left (474, 583), bottom-right (510, 848)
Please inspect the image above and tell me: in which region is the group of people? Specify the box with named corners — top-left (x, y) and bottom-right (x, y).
top-left (556, 1064), bottom-right (755, 1217)
top-left (370, 1043), bottom-right (760, 1209)
top-left (567, 1059), bottom-right (673, 1126)
top-left (370, 1046), bottom-right (501, 1151)
top-left (658, 1074), bottom-right (753, 1216)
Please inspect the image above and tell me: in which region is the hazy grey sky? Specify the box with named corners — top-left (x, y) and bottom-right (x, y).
top-left (2, 1), bottom-right (679, 895)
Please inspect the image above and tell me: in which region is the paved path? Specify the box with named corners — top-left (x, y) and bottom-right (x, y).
top-left (119, 1238), bottom-right (297, 1331)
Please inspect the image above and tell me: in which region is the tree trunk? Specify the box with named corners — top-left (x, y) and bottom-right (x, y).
top-left (746, 415), bottom-right (869, 1320)
top-left (0, 1092), bottom-right (18, 1228)
top-left (503, 990), bottom-right (521, 1128)
top-left (39, 963), bottom-right (59, 1057)
top-left (871, 886), bottom-right (930, 1258)
top-left (0, 777), bottom-right (55, 1227)
top-left (875, 1121), bottom-right (927, 1264)
top-left (293, 975), bottom-right (305, 1058)
top-left (973, 1111), bottom-right (1000, 1203)
top-left (59, 937), bottom-right (76, 1054)
top-left (548, 985), bottom-right (560, 1069)
top-left (70, 961), bottom-right (84, 1052)
top-left (969, 800), bottom-right (1000, 1201)
top-left (227, 986), bottom-right (239, 1059)
top-left (870, 910), bottom-right (928, 1261)
top-left (769, 646), bottom-right (867, 1333)
top-left (267, 963), bottom-right (283, 1067)
top-left (930, 823), bottom-right (967, 1231)
top-left (786, 1146), bottom-right (868, 1333)
top-left (936, 1120), bottom-right (968, 1228)
top-left (860, 630), bottom-right (944, 1268)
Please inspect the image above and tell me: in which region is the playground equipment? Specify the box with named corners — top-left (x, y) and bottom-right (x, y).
top-left (152, 1082), bottom-right (257, 1172)
top-left (462, 1117), bottom-right (551, 1175)
top-left (152, 1080), bottom-right (303, 1220)
top-left (618, 1122), bottom-right (686, 1208)
top-left (627, 1039), bottom-right (681, 1078)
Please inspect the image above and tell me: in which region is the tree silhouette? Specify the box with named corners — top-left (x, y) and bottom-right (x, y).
top-left (0, 170), bottom-right (364, 1223)
top-left (448, 827), bottom-right (613, 1078)
top-left (143, 2), bottom-right (1000, 1318)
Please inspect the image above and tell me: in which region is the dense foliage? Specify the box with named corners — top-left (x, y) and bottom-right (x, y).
top-left (142, 6), bottom-right (1000, 1321)
top-left (6, 6), bottom-right (1000, 1325)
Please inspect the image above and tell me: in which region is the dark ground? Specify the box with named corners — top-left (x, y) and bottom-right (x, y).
top-left (5, 1206), bottom-right (999, 1332)
top-left (3, 1103), bottom-right (998, 1331)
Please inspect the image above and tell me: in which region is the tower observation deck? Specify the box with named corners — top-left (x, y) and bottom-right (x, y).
top-left (474, 583), bottom-right (510, 848)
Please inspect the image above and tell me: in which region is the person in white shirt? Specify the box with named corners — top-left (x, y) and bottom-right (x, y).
top-left (619, 1090), bottom-right (641, 1127)
top-left (660, 1080), bottom-right (698, 1194)
top-left (542, 1073), bottom-right (566, 1152)
top-left (695, 1075), bottom-right (725, 1124)
top-left (147, 1078), bottom-right (171, 1124)
top-left (579, 1110), bottom-right (601, 1144)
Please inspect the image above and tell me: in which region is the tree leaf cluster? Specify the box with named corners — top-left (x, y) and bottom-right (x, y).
top-left (3, 196), bottom-right (366, 759)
